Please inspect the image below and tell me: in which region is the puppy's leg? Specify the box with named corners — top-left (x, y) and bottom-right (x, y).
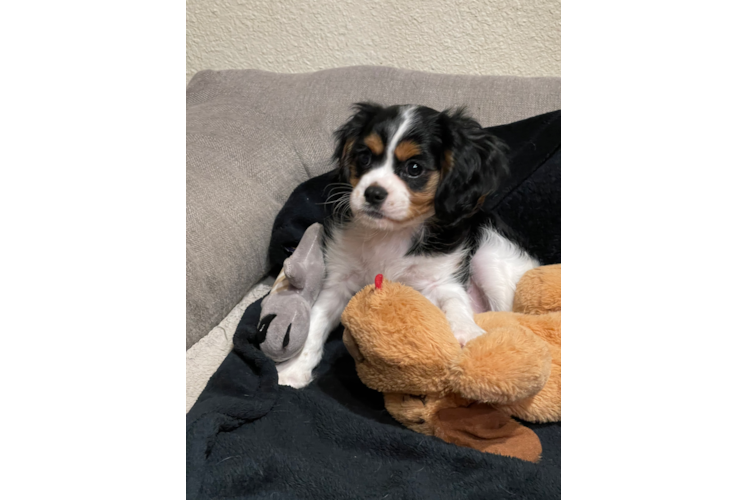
top-left (276, 283), bottom-right (353, 388)
top-left (471, 229), bottom-right (539, 312)
top-left (423, 282), bottom-right (485, 347)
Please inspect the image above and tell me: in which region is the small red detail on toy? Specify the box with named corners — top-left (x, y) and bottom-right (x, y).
top-left (375, 274), bottom-right (384, 289)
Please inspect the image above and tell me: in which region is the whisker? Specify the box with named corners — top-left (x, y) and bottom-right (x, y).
top-left (330, 192), bottom-right (351, 222)
top-left (323, 183), bottom-right (353, 194)
top-left (317, 193), bottom-right (349, 206)
top-left (323, 186), bottom-right (352, 198)
top-left (326, 191), bottom-right (352, 200)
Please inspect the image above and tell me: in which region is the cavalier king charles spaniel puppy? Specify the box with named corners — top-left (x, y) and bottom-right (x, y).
top-left (277, 103), bottom-right (539, 388)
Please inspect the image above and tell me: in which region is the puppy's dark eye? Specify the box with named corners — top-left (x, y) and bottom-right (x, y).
top-left (358, 150), bottom-right (372, 167)
top-left (405, 162), bottom-right (423, 177)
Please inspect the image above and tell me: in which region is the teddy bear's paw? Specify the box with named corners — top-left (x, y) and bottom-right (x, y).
top-left (452, 321), bottom-right (487, 347)
top-left (384, 393), bottom-right (434, 435)
top-left (277, 362), bottom-right (314, 388)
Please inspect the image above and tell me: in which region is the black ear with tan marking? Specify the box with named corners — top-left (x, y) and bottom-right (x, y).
top-left (332, 102), bottom-right (384, 182)
top-left (434, 109), bottom-right (508, 226)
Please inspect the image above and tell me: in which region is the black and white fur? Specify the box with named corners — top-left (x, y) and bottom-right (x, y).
top-left (277, 103), bottom-right (539, 388)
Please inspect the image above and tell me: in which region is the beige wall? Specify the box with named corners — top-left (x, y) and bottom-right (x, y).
top-left (187, 0), bottom-right (560, 84)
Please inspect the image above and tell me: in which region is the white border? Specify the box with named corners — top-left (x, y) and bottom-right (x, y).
top-left (561, 149), bottom-right (577, 175)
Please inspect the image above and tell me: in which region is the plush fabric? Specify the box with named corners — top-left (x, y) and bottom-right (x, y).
top-left (186, 111), bottom-right (561, 498)
top-left (187, 66), bottom-right (560, 348)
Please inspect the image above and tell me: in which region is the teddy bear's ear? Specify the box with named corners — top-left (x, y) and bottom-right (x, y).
top-left (432, 403), bottom-right (542, 462)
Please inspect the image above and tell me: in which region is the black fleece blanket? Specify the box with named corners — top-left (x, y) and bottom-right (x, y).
top-left (187, 110), bottom-right (561, 500)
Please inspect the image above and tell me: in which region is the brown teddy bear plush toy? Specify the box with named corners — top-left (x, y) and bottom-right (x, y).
top-left (341, 265), bottom-right (560, 463)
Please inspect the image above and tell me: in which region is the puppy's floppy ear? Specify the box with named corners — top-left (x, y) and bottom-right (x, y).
top-left (332, 102), bottom-right (384, 182)
top-left (434, 108), bottom-right (508, 226)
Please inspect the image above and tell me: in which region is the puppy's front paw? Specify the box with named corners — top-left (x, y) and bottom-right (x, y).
top-left (452, 322), bottom-right (486, 347)
top-left (277, 362), bottom-right (314, 388)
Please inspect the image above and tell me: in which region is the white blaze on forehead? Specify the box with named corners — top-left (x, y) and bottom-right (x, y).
top-left (384, 106), bottom-right (415, 172)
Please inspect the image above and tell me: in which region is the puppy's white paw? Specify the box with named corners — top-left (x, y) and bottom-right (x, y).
top-left (277, 362), bottom-right (314, 388)
top-left (452, 322), bottom-right (486, 347)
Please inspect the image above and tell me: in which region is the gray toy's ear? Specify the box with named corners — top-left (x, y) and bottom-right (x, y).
top-left (284, 223), bottom-right (324, 292)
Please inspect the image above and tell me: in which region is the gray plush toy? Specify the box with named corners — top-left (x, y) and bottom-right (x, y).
top-left (257, 223), bottom-right (325, 362)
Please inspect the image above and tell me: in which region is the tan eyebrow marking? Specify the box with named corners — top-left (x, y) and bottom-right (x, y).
top-left (363, 133), bottom-right (384, 155)
top-left (395, 140), bottom-right (421, 162)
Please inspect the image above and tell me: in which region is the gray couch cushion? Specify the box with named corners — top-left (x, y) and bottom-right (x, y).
top-left (186, 66), bottom-right (560, 349)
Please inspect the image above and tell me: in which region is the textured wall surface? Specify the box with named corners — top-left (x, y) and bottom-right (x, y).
top-left (186, 0), bottom-right (560, 84)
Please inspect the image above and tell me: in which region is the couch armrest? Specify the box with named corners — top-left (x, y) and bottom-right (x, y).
top-left (187, 100), bottom-right (308, 349)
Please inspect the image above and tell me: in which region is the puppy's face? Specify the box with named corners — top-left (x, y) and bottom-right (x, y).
top-left (333, 103), bottom-right (507, 230)
top-left (337, 105), bottom-right (442, 230)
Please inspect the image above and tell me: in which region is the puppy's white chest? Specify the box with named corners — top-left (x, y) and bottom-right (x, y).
top-left (325, 226), bottom-right (463, 292)
top-left (354, 233), bottom-right (412, 280)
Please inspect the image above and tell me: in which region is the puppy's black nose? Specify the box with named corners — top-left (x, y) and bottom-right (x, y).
top-left (364, 185), bottom-right (388, 206)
